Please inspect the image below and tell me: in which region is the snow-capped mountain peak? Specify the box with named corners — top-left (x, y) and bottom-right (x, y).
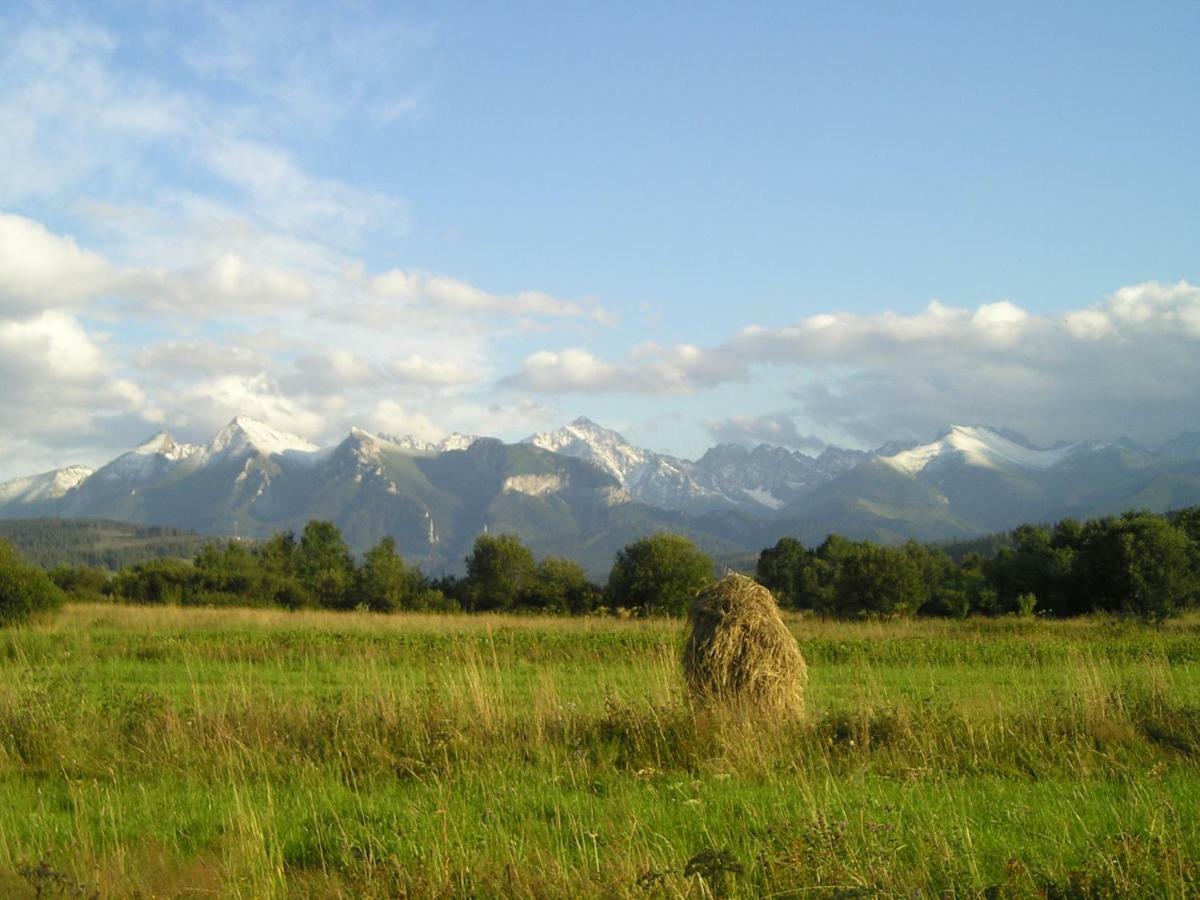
top-left (881, 425), bottom-right (1079, 475)
top-left (204, 416), bottom-right (320, 460)
top-left (524, 418), bottom-right (868, 512)
top-left (523, 419), bottom-right (653, 484)
top-left (0, 465), bottom-right (94, 505)
top-left (91, 430), bottom-right (203, 484)
top-left (131, 430), bottom-right (199, 461)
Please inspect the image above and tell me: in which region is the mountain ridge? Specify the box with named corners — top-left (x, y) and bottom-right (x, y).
top-left (3, 417), bottom-right (1200, 576)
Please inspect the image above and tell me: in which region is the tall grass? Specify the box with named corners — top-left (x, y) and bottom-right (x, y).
top-left (0, 605), bottom-right (1198, 896)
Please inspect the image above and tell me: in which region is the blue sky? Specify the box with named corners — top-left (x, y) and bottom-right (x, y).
top-left (1, 0), bottom-right (1198, 478)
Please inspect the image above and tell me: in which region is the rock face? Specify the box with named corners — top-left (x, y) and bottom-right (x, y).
top-left (503, 474), bottom-right (564, 497)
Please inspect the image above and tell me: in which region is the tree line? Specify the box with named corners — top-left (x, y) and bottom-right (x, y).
top-left (25, 524), bottom-right (713, 618)
top-left (3, 507), bottom-right (1199, 625)
top-left (757, 509), bottom-right (1200, 621)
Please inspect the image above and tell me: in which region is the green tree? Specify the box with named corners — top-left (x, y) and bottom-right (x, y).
top-left (358, 536), bottom-right (420, 612)
top-left (253, 531), bottom-right (311, 608)
top-left (297, 521), bottom-right (356, 609)
top-left (463, 533), bottom-right (537, 611)
top-left (522, 556), bottom-right (600, 614)
top-left (606, 533), bottom-right (713, 616)
top-left (806, 535), bottom-right (924, 618)
top-left (1074, 513), bottom-right (1198, 622)
top-left (258, 530), bottom-right (299, 576)
top-left (986, 524), bottom-right (1075, 615)
top-left (194, 540), bottom-right (264, 603)
top-left (756, 537), bottom-right (808, 608)
top-left (1167, 506), bottom-right (1200, 542)
top-left (920, 552), bottom-right (992, 618)
top-left (0, 539), bottom-right (66, 626)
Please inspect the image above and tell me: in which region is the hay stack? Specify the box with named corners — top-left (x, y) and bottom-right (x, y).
top-left (683, 573), bottom-right (807, 718)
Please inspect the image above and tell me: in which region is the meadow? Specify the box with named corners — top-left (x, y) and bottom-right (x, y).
top-left (1, 605), bottom-right (1199, 898)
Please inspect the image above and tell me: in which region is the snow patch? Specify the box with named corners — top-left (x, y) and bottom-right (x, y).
top-left (743, 487), bottom-right (785, 510)
top-left (882, 425), bottom-right (1078, 475)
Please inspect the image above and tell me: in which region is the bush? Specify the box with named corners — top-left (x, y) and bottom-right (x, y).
top-left (48, 564), bottom-right (111, 602)
top-left (0, 539), bottom-right (66, 626)
top-left (109, 558), bottom-right (197, 604)
top-left (521, 557), bottom-right (601, 615)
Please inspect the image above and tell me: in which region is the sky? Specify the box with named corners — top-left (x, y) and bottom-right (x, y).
top-left (1, 0), bottom-right (1198, 480)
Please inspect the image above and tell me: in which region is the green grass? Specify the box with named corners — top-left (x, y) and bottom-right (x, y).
top-left (2, 606), bottom-right (1199, 897)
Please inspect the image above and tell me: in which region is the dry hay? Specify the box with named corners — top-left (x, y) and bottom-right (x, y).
top-left (683, 573), bottom-right (807, 718)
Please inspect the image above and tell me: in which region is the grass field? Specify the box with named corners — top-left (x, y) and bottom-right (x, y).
top-left (1, 605), bottom-right (1199, 897)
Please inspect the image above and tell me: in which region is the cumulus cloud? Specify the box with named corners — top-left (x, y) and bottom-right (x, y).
top-left (282, 351), bottom-right (379, 393)
top-left (505, 345), bottom-right (745, 394)
top-left (509, 281), bottom-right (1200, 445)
top-left (0, 311), bottom-right (108, 382)
top-left (0, 310), bottom-right (152, 477)
top-left (0, 213), bottom-right (115, 314)
top-left (125, 252), bottom-right (314, 315)
top-left (165, 373), bottom-right (326, 442)
top-left (388, 355), bottom-right (479, 386)
top-left (365, 400), bottom-right (444, 444)
top-left (505, 348), bottom-right (652, 393)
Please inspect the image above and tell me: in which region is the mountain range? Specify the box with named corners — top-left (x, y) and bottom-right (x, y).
top-left (3, 416), bottom-right (1200, 576)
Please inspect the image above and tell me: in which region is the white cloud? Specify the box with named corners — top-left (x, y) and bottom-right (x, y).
top-left (0, 310), bottom-right (107, 381)
top-left (167, 373), bottom-right (326, 442)
top-left (508, 281), bottom-right (1200, 445)
top-left (199, 138), bottom-right (403, 242)
top-left (506, 342), bottom-right (747, 394)
top-left (176, 2), bottom-right (432, 133)
top-left (0, 18), bottom-right (187, 204)
top-left (125, 251), bottom-right (314, 315)
top-left (370, 267), bottom-right (613, 323)
top-left (0, 212), bottom-right (115, 314)
top-left (134, 339), bottom-right (267, 377)
top-left (365, 400), bottom-right (443, 443)
top-left (389, 355), bottom-right (480, 386)
top-left (507, 348), bottom-right (648, 393)
top-left (0, 310), bottom-right (153, 479)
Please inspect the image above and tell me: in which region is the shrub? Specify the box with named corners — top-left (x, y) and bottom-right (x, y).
top-left (48, 564), bottom-right (110, 602)
top-left (0, 539), bottom-right (66, 626)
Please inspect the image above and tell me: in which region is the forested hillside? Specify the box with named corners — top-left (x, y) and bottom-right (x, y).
top-left (0, 519), bottom-right (213, 569)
